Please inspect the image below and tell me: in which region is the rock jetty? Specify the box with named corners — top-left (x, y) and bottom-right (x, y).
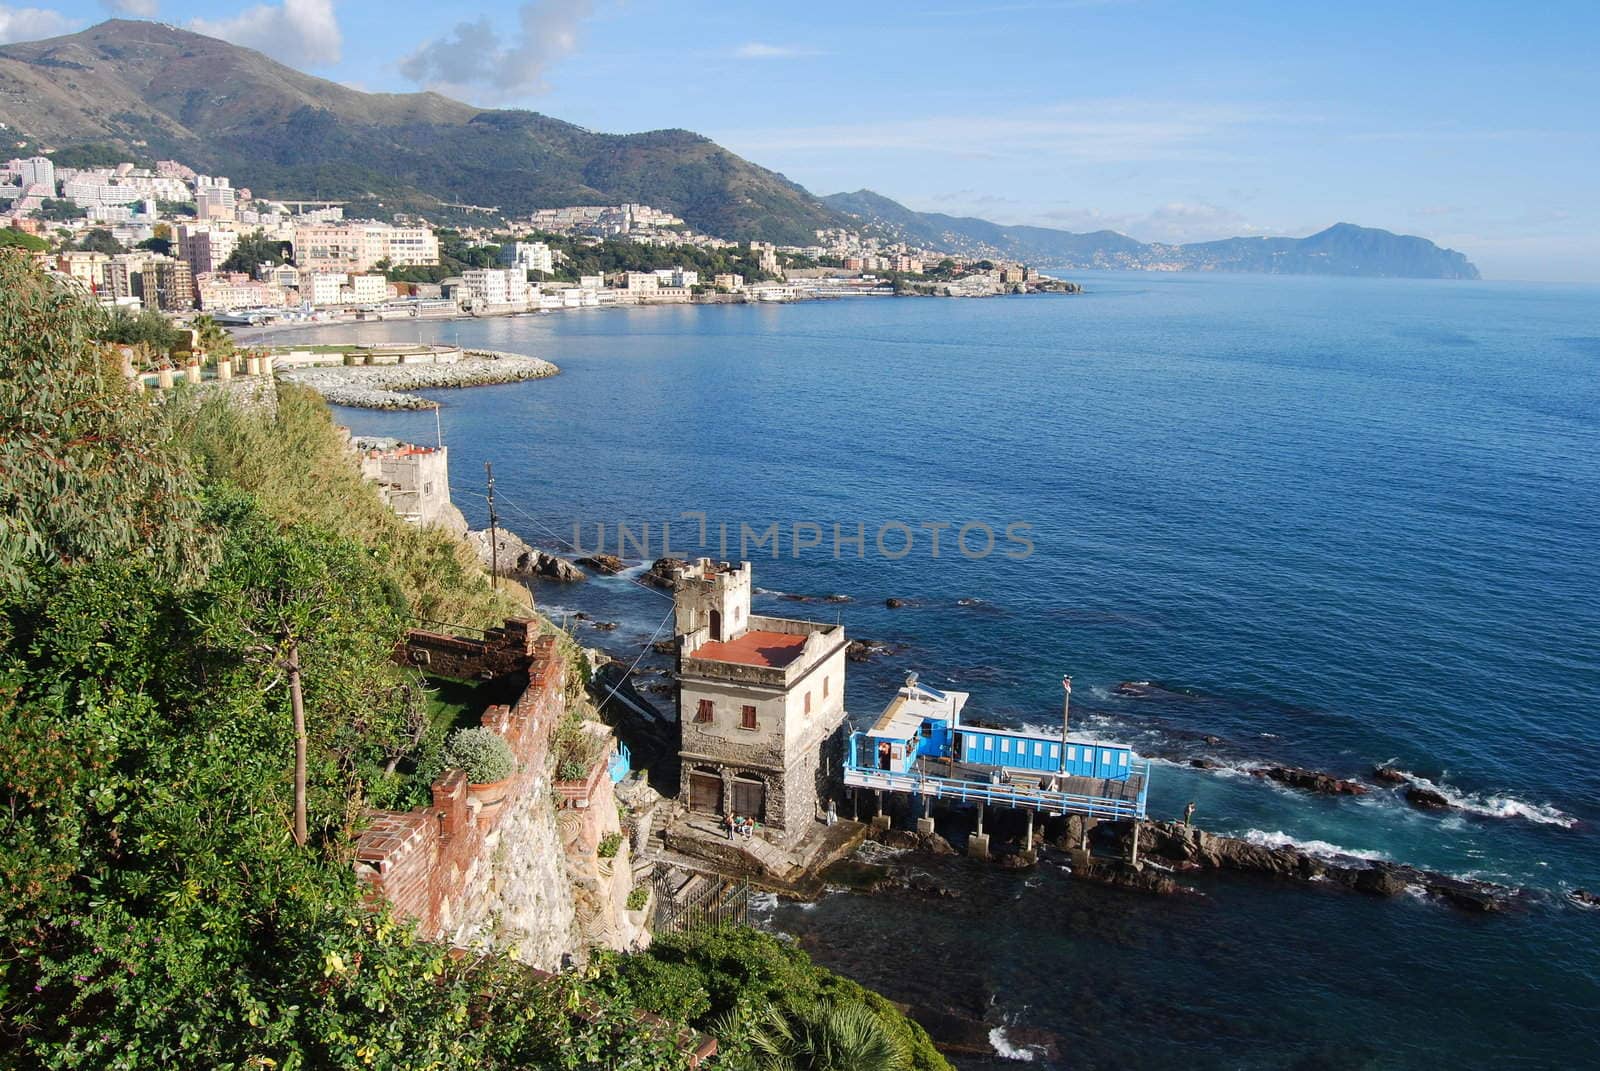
top-left (466, 528), bottom-right (585, 582)
top-left (1117, 820), bottom-right (1522, 911)
top-left (278, 350), bottom-right (558, 409)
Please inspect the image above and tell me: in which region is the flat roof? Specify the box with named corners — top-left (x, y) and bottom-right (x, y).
top-left (868, 695), bottom-right (925, 740)
top-left (689, 629), bottom-right (808, 669)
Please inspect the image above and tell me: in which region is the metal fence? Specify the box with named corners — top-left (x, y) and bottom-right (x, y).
top-left (651, 867), bottom-right (752, 935)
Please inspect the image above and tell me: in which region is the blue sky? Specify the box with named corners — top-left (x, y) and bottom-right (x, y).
top-left (5, 1), bottom-right (1597, 280)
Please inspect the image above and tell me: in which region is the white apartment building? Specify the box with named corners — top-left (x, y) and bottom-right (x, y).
top-left (459, 268), bottom-right (529, 308)
top-left (308, 272), bottom-right (347, 306)
top-left (18, 157), bottom-right (55, 193)
top-left (651, 268), bottom-right (699, 288)
top-left (346, 273), bottom-right (388, 304)
top-left (624, 271), bottom-right (659, 292)
top-left (500, 240), bottom-right (554, 275)
top-left (292, 222), bottom-right (440, 273)
top-left (578, 274), bottom-right (605, 290)
top-left (196, 184), bottom-right (237, 221)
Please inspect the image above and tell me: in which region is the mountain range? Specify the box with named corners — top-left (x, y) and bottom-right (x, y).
top-left (0, 20), bottom-right (1479, 279)
top-left (822, 190), bottom-right (1480, 278)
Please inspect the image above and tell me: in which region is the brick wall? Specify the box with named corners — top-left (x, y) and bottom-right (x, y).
top-left (398, 617), bottom-right (542, 680)
top-left (356, 634), bottom-right (567, 939)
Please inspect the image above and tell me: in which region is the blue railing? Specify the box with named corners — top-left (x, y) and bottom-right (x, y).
top-left (608, 743), bottom-right (631, 783)
top-left (844, 733), bottom-right (1149, 820)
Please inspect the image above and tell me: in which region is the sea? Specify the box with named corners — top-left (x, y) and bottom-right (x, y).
top-left (247, 272), bottom-right (1600, 1069)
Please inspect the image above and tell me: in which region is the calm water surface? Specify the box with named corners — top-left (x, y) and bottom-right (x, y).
top-left (251, 273), bottom-right (1600, 1068)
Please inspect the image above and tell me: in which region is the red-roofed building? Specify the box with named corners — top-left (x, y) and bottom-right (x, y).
top-left (672, 559), bottom-right (848, 840)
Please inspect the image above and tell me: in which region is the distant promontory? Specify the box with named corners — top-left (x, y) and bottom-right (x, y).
top-left (824, 191), bottom-right (1481, 280)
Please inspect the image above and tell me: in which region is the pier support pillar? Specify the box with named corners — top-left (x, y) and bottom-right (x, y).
top-left (1130, 822), bottom-right (1142, 869)
top-left (916, 817), bottom-right (935, 837)
top-left (1025, 810), bottom-right (1034, 853)
top-left (872, 813), bottom-right (892, 831)
top-left (976, 802), bottom-right (985, 837)
top-left (968, 833), bottom-right (990, 860)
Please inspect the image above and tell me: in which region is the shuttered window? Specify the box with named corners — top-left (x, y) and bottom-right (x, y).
top-left (741, 705), bottom-right (758, 730)
top-left (695, 699), bottom-right (714, 723)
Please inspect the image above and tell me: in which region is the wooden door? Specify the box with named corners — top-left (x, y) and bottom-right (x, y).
top-left (731, 778), bottom-right (765, 821)
top-left (689, 770), bottom-right (723, 814)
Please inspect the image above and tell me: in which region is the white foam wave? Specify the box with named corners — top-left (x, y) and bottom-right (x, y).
top-left (988, 1027), bottom-right (1042, 1062)
top-left (1393, 771), bottom-right (1577, 829)
top-left (1240, 829), bottom-right (1391, 863)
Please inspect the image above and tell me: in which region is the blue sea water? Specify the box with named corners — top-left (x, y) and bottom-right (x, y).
top-left (254, 273), bottom-right (1600, 1068)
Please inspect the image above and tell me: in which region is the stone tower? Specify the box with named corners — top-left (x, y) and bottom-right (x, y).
top-left (673, 559), bottom-right (847, 841)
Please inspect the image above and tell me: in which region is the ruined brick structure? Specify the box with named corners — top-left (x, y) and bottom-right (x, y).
top-left (400, 617), bottom-right (542, 680)
top-left (358, 622), bottom-right (646, 964)
top-left (356, 633), bottom-right (566, 943)
top-left (674, 560), bottom-right (848, 842)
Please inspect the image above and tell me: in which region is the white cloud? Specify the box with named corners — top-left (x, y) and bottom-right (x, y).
top-left (734, 42), bottom-right (818, 59)
top-left (0, 4), bottom-right (76, 43)
top-left (191, 0), bottom-right (341, 68)
top-left (102, 0), bottom-right (158, 16)
top-left (400, 0), bottom-right (592, 100)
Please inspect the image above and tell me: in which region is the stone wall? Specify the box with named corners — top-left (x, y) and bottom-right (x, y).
top-left (356, 635), bottom-right (634, 967)
top-left (556, 748), bottom-right (647, 953)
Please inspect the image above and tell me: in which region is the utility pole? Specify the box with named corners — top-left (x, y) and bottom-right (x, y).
top-left (486, 461), bottom-right (498, 589)
top-left (1059, 675), bottom-right (1072, 773)
top-left (287, 639), bottom-right (307, 848)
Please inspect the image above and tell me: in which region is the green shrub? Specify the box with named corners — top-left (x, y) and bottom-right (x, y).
top-left (598, 832), bottom-right (623, 858)
top-left (444, 726), bottom-right (516, 784)
top-left (627, 886), bottom-right (649, 911)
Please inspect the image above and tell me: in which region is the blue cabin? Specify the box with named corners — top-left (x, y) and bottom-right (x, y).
top-left (845, 674), bottom-right (1149, 821)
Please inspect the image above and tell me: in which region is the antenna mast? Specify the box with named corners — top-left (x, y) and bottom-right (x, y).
top-left (486, 461), bottom-right (498, 589)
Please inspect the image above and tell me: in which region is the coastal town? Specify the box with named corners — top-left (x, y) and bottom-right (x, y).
top-left (1, 153), bottom-right (1076, 327)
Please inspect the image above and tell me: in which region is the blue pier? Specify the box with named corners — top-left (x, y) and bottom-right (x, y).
top-left (842, 676), bottom-right (1150, 824)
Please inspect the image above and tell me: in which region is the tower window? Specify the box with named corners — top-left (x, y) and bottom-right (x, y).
top-left (804, 691), bottom-right (812, 714)
top-left (823, 676), bottom-right (830, 699)
top-left (741, 705), bottom-right (758, 730)
top-left (695, 699), bottom-right (714, 724)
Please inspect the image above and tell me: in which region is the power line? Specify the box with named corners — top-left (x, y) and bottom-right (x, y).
top-left (490, 487), bottom-right (676, 603)
top-left (590, 604), bottom-right (676, 713)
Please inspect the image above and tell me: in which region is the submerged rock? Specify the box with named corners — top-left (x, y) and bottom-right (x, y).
top-left (1372, 764), bottom-right (1410, 784)
top-left (1252, 764), bottom-right (1369, 796)
top-left (847, 639), bottom-right (905, 663)
top-left (1405, 785), bottom-right (1452, 810)
top-left (1126, 819), bottom-right (1521, 912)
top-left (577, 553), bottom-right (627, 575)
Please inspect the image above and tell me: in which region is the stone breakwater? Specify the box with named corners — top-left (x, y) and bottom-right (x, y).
top-left (277, 350), bottom-right (559, 409)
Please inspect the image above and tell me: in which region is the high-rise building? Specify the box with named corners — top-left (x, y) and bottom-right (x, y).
top-left (148, 259), bottom-right (196, 312)
top-left (18, 156), bottom-right (55, 194)
top-left (177, 224), bottom-right (239, 275)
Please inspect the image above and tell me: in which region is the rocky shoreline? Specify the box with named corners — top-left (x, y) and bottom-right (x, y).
top-left (848, 816), bottom-right (1529, 914)
top-left (277, 349), bottom-right (558, 409)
